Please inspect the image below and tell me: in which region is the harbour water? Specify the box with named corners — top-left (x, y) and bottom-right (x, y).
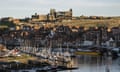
top-left (59, 55), bottom-right (120, 72)
top-left (10, 55), bottom-right (120, 72)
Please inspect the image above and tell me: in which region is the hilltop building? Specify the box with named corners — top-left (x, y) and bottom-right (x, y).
top-left (31, 9), bottom-right (73, 22)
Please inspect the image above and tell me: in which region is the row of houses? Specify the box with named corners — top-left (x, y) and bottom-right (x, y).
top-left (0, 23), bottom-right (120, 48)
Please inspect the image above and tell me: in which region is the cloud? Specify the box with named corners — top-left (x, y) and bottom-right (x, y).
top-left (1, 0), bottom-right (120, 9)
top-left (59, 0), bottom-right (120, 7)
top-left (0, 0), bottom-right (120, 18)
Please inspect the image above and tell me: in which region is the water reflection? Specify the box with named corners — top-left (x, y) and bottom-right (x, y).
top-left (60, 55), bottom-right (120, 72)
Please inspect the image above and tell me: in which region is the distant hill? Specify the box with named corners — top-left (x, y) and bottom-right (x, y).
top-left (51, 18), bottom-right (120, 29)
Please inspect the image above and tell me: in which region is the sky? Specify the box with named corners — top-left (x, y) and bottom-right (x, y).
top-left (0, 0), bottom-right (120, 18)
